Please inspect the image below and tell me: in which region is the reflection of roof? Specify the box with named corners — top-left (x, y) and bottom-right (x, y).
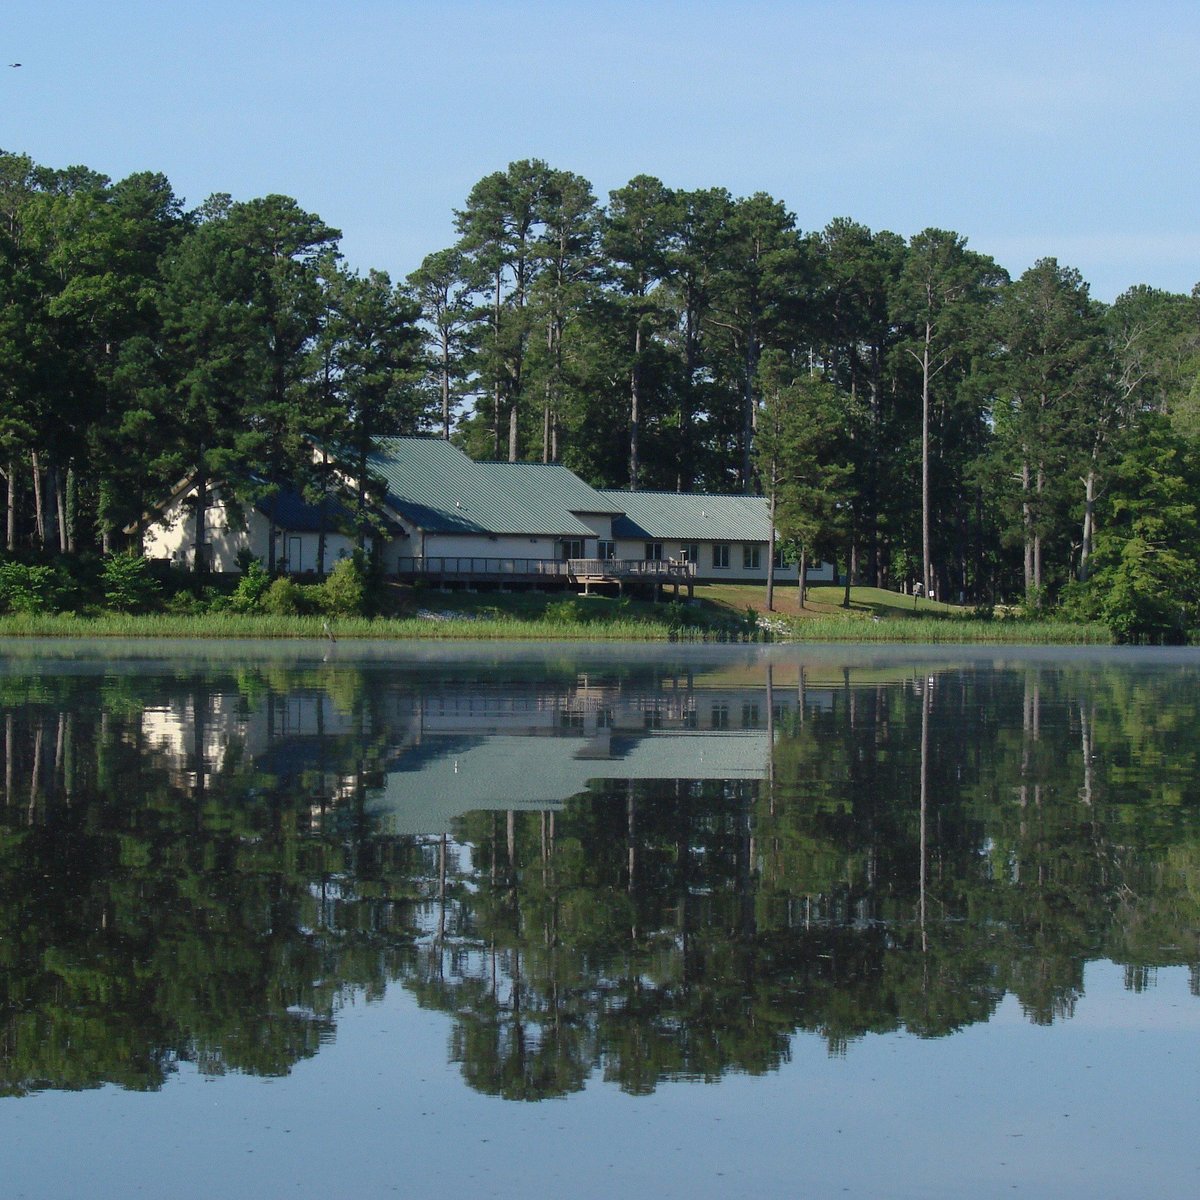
top-left (369, 438), bottom-right (621, 536)
top-left (600, 490), bottom-right (772, 542)
top-left (366, 730), bottom-right (769, 836)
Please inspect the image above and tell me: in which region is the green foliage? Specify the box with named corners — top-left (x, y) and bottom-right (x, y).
top-left (319, 555), bottom-right (367, 616)
top-left (230, 559), bottom-right (271, 612)
top-left (100, 553), bottom-right (161, 613)
top-left (0, 560), bottom-right (67, 613)
top-left (3, 144), bottom-right (1200, 629)
top-left (261, 576), bottom-right (305, 616)
top-left (163, 589), bottom-right (204, 615)
top-left (545, 598), bottom-right (584, 623)
top-left (1088, 416), bottom-right (1200, 643)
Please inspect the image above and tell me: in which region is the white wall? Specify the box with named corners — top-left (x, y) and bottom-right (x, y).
top-left (142, 488), bottom-right (264, 572)
top-left (419, 533), bottom-right (591, 561)
top-left (142, 485), bottom-right (364, 575)
top-left (610, 538), bottom-right (833, 583)
top-left (572, 513), bottom-right (614, 540)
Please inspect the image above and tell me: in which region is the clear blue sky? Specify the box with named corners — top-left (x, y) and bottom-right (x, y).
top-left (5, 0), bottom-right (1198, 301)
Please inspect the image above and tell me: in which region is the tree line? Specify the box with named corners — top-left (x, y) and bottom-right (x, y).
top-left (3, 149), bottom-right (1199, 634)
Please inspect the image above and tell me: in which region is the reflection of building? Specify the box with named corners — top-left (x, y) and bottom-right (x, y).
top-left (367, 679), bottom-right (829, 835)
top-left (367, 729), bottom-right (771, 836)
top-left (134, 667), bottom-right (838, 833)
top-left (139, 692), bottom-right (380, 794)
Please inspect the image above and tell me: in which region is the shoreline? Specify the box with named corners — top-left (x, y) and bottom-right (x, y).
top-left (0, 611), bottom-right (1113, 645)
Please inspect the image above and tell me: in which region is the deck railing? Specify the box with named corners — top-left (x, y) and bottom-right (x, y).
top-left (392, 556), bottom-right (696, 582)
top-left (568, 558), bottom-right (695, 580)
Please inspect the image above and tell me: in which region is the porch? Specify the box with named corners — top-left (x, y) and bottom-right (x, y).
top-left (392, 556), bottom-right (696, 596)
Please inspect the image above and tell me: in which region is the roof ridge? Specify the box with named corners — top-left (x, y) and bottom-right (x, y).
top-left (599, 488), bottom-right (765, 499)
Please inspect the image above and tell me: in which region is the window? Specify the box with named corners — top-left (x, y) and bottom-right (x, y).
top-left (598, 540), bottom-right (616, 561)
top-left (680, 543), bottom-right (700, 564)
top-left (710, 703), bottom-right (729, 730)
top-left (743, 544), bottom-right (761, 570)
top-left (774, 546), bottom-right (787, 569)
top-left (713, 543), bottom-right (730, 569)
top-left (561, 539), bottom-right (584, 560)
top-left (644, 542), bottom-right (663, 561)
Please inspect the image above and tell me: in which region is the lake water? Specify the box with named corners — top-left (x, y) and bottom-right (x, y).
top-left (1, 639), bottom-right (1198, 1199)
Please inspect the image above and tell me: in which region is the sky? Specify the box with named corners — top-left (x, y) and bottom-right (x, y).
top-left (4, 0), bottom-right (1199, 301)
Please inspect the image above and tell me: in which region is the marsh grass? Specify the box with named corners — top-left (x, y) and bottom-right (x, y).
top-left (782, 615), bottom-right (1111, 644)
top-left (0, 611), bottom-right (723, 641)
top-left (0, 609), bottom-right (1110, 644)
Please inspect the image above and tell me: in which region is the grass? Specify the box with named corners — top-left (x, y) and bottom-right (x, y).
top-left (691, 583), bottom-right (1111, 643)
top-left (0, 584), bottom-right (1111, 644)
top-left (0, 608), bottom-right (742, 642)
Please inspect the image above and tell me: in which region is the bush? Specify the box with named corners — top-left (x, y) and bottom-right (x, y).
top-left (0, 561), bottom-right (65, 614)
top-left (261, 576), bottom-right (304, 616)
top-left (545, 598), bottom-right (584, 624)
top-left (320, 555), bottom-right (367, 616)
top-left (164, 590), bottom-right (204, 615)
top-left (101, 554), bottom-right (161, 613)
top-left (202, 586), bottom-right (232, 613)
top-left (231, 560), bottom-right (271, 612)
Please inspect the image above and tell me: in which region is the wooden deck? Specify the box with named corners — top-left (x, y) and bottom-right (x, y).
top-left (392, 556), bottom-right (696, 592)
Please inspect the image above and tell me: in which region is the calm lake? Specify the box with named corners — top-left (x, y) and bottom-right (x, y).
top-left (2, 639), bottom-right (1198, 1199)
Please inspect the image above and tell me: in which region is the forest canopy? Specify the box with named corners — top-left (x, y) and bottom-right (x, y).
top-left (2, 149), bottom-right (1199, 636)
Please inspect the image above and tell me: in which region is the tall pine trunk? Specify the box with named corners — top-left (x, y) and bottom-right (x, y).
top-left (440, 333), bottom-right (452, 440)
top-left (741, 333), bottom-right (757, 493)
top-left (31, 450), bottom-right (45, 549)
top-left (55, 468), bottom-right (68, 553)
top-left (193, 468), bottom-right (208, 576)
top-left (921, 325), bottom-right (932, 597)
top-left (629, 322), bottom-right (642, 490)
top-left (1021, 457), bottom-right (1034, 599)
top-left (5, 462), bottom-right (15, 551)
top-left (65, 468), bottom-right (77, 552)
top-left (765, 489), bottom-right (776, 612)
top-left (1079, 466), bottom-right (1097, 582)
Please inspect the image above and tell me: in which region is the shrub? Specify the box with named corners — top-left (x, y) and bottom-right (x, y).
top-left (262, 576), bottom-right (304, 616)
top-left (164, 590), bottom-right (204, 615)
top-left (101, 554), bottom-right (161, 613)
top-left (0, 561), bottom-right (64, 614)
top-left (202, 586), bottom-right (232, 613)
top-left (231, 560), bottom-right (271, 612)
top-left (320, 555), bottom-right (367, 616)
top-left (545, 599), bottom-right (583, 624)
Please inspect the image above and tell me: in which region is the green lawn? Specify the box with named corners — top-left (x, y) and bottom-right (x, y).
top-left (692, 581), bottom-right (964, 620)
top-left (0, 582), bottom-right (1110, 644)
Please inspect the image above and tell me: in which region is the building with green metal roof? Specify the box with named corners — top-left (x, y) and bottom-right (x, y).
top-left (369, 437), bottom-right (630, 579)
top-left (599, 489), bottom-right (833, 584)
top-left (140, 434), bottom-right (830, 587)
top-left (363, 439), bottom-right (831, 586)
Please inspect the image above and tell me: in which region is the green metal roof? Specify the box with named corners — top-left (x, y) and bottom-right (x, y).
top-left (601, 490), bottom-right (773, 542)
top-left (369, 438), bottom-right (621, 536)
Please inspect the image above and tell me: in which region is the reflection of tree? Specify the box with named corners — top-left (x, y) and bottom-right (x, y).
top-left (0, 669), bottom-right (425, 1096)
top-left (2, 656), bottom-right (1200, 1102)
top-left (411, 662), bottom-right (1200, 1096)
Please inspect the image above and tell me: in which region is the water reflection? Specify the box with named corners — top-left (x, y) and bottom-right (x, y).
top-left (1, 645), bottom-right (1198, 1100)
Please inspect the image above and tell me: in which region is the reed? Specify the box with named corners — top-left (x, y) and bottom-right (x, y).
top-left (783, 616), bottom-right (1112, 644)
top-left (0, 609), bottom-right (1110, 644)
top-left (0, 611), bottom-right (737, 642)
